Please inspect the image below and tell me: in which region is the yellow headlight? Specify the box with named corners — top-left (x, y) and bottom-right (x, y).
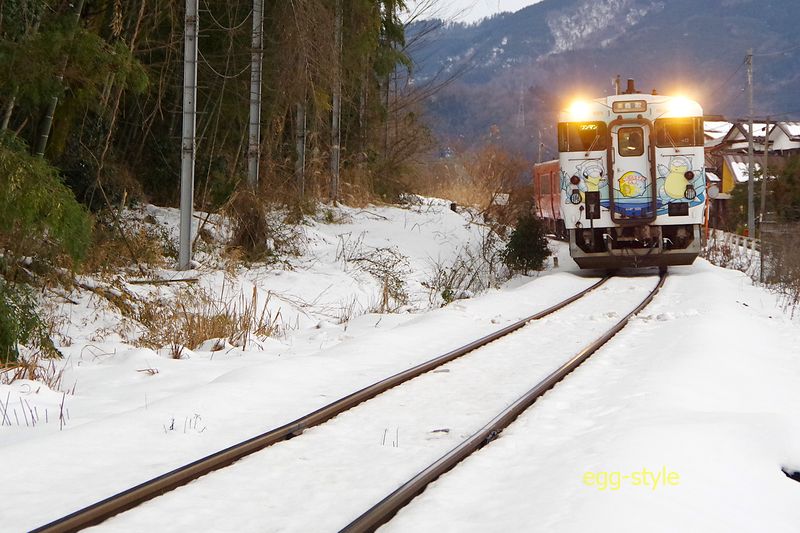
top-left (667, 96), bottom-right (695, 117)
top-left (567, 100), bottom-right (592, 120)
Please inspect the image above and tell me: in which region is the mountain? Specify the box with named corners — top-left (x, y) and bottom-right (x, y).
top-left (406, 0), bottom-right (800, 158)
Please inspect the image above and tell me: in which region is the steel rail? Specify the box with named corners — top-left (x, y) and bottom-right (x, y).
top-left (341, 271), bottom-right (667, 533)
top-left (33, 276), bottom-right (609, 533)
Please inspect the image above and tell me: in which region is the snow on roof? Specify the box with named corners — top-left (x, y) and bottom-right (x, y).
top-left (723, 154), bottom-right (776, 183)
top-left (704, 121), bottom-right (732, 139)
top-left (781, 122), bottom-right (800, 138)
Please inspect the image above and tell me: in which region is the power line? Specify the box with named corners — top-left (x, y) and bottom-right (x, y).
top-left (198, 48), bottom-right (251, 79)
top-left (753, 42), bottom-right (800, 57)
top-left (709, 58), bottom-right (746, 96)
top-left (200, 0), bottom-right (252, 32)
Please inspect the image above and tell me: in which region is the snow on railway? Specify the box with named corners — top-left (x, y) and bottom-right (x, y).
top-left (2, 198), bottom-right (799, 532)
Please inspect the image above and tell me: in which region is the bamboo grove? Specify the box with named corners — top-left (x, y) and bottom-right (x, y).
top-left (0, 0), bottom-right (424, 214)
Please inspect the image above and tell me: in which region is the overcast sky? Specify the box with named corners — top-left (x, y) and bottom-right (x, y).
top-left (404, 0), bottom-right (544, 24)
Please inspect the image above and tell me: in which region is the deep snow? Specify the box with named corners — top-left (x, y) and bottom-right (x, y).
top-left (1, 199), bottom-right (799, 532)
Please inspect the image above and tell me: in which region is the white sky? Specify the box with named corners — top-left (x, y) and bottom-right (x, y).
top-left (405, 0), bottom-right (544, 24)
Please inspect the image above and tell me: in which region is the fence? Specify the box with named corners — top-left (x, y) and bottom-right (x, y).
top-left (703, 229), bottom-right (761, 277)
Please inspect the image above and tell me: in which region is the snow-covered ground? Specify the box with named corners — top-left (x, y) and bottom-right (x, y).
top-left (2, 199), bottom-right (800, 532)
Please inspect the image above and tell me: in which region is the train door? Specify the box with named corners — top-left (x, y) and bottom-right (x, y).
top-left (610, 123), bottom-right (656, 223)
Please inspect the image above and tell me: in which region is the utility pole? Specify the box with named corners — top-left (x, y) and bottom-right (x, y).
top-left (537, 129), bottom-right (543, 164)
top-left (295, 102), bottom-right (306, 199)
top-left (746, 50), bottom-right (755, 235)
top-left (179, 0), bottom-right (199, 270)
top-left (247, 0), bottom-right (263, 188)
top-left (760, 116), bottom-right (770, 227)
top-left (760, 116), bottom-right (770, 283)
top-left (330, 0), bottom-right (342, 204)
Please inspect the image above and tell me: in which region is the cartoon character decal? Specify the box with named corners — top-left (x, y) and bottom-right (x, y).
top-left (658, 156), bottom-right (692, 199)
top-left (561, 160), bottom-right (608, 203)
top-left (562, 156), bottom-right (705, 216)
top-left (656, 155), bottom-right (706, 213)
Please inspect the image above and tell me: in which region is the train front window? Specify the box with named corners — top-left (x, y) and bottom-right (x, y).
top-left (655, 117), bottom-right (702, 148)
top-left (558, 122), bottom-right (607, 152)
top-left (617, 127), bottom-right (644, 157)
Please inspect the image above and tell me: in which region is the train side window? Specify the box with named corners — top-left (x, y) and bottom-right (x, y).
top-left (558, 122), bottom-right (607, 152)
top-left (655, 117), bottom-right (701, 148)
top-left (541, 172), bottom-right (551, 194)
top-left (618, 127), bottom-right (644, 157)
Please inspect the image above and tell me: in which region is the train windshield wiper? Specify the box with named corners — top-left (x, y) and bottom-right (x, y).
top-left (665, 129), bottom-right (678, 150)
top-left (585, 133), bottom-right (600, 155)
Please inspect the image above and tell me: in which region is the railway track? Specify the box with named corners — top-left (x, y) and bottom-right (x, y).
top-left (341, 270), bottom-right (667, 533)
top-left (33, 275), bottom-right (610, 533)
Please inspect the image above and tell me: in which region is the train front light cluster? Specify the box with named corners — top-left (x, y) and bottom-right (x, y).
top-left (684, 170), bottom-right (696, 199)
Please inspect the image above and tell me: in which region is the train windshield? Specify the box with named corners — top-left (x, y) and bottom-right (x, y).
top-left (655, 117), bottom-right (703, 148)
top-left (558, 122), bottom-right (608, 152)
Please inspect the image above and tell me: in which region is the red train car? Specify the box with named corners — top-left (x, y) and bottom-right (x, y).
top-left (532, 159), bottom-right (566, 238)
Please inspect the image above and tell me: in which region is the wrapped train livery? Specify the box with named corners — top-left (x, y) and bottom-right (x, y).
top-left (534, 81), bottom-right (706, 270)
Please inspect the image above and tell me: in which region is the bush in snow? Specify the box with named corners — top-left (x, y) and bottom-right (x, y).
top-left (0, 279), bottom-right (57, 363)
top-left (501, 214), bottom-right (550, 274)
top-left (0, 135), bottom-right (92, 271)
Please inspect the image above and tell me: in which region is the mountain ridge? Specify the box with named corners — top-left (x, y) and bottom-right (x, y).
top-left (407, 0), bottom-right (800, 157)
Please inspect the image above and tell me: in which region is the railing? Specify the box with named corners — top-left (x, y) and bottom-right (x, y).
top-left (703, 229), bottom-right (760, 276)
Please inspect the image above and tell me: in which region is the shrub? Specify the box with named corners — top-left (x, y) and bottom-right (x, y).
top-left (224, 189), bottom-right (271, 261)
top-left (0, 279), bottom-right (57, 363)
top-left (501, 214), bottom-right (550, 274)
top-left (0, 136), bottom-right (92, 268)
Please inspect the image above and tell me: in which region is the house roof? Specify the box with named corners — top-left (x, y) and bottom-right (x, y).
top-left (704, 121), bottom-right (733, 148)
top-left (723, 154), bottom-right (777, 183)
top-left (777, 122), bottom-right (800, 140)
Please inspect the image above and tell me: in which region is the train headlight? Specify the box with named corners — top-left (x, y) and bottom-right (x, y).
top-left (667, 96), bottom-right (695, 117)
top-left (570, 175), bottom-right (580, 185)
top-left (566, 100), bottom-right (591, 121)
top-left (684, 185), bottom-right (697, 200)
top-left (684, 170), bottom-right (695, 181)
top-left (570, 190), bottom-right (582, 204)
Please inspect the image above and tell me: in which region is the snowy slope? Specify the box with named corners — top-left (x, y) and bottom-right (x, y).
top-left (2, 200), bottom-right (800, 532)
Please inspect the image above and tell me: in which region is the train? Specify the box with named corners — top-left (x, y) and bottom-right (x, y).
top-left (533, 80), bottom-right (707, 270)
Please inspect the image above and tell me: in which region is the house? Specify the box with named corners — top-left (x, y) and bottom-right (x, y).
top-left (704, 120), bottom-right (800, 230)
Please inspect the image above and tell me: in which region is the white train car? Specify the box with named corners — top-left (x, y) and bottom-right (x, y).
top-left (558, 80), bottom-right (706, 269)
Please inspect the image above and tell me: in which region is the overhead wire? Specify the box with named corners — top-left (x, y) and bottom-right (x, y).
top-left (199, 0), bottom-right (253, 33)
top-left (753, 42), bottom-right (800, 57)
top-left (198, 48), bottom-right (251, 79)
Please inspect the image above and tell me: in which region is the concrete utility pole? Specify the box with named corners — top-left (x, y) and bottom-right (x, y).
top-left (537, 129), bottom-right (543, 164)
top-left (295, 102), bottom-right (306, 198)
top-left (179, 0), bottom-right (199, 270)
top-left (746, 49), bottom-right (755, 235)
top-left (330, 0), bottom-right (342, 203)
top-left (760, 116), bottom-right (770, 283)
top-left (247, 0), bottom-right (264, 188)
top-left (760, 117), bottom-right (770, 227)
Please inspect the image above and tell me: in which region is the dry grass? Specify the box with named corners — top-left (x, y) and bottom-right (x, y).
top-left (136, 284), bottom-right (283, 353)
top-left (404, 146), bottom-right (527, 214)
top-left (760, 224), bottom-right (800, 312)
top-left (1, 347), bottom-right (67, 390)
top-left (84, 211), bottom-right (175, 275)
